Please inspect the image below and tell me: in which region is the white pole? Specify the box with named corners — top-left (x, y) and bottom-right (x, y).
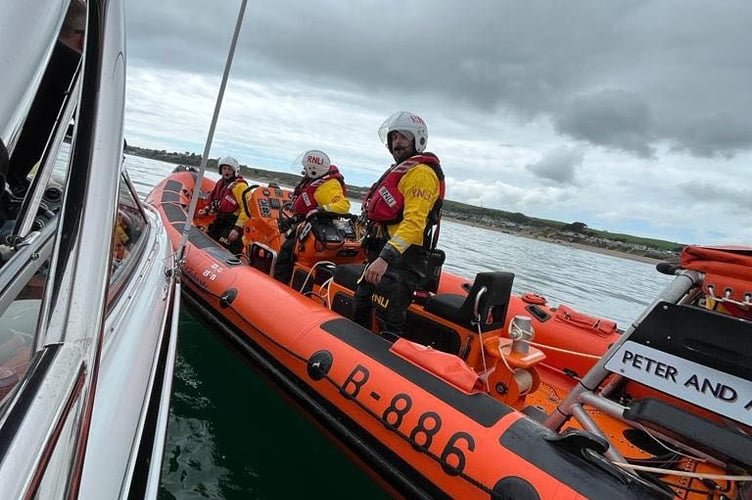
top-left (175, 0), bottom-right (248, 264)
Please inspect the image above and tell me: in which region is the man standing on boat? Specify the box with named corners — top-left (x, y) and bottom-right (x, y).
top-left (199, 156), bottom-right (248, 254)
top-left (274, 150), bottom-right (350, 284)
top-left (353, 111), bottom-right (444, 336)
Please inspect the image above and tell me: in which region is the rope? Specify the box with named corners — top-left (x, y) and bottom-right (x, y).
top-left (495, 336), bottom-right (515, 375)
top-left (707, 285), bottom-right (752, 307)
top-left (507, 321), bottom-right (602, 360)
top-left (298, 260), bottom-right (336, 295)
top-left (526, 340), bottom-right (602, 359)
top-left (611, 462), bottom-right (752, 482)
top-left (320, 277), bottom-right (334, 308)
top-left (476, 324), bottom-right (490, 393)
top-left (633, 422), bottom-right (707, 462)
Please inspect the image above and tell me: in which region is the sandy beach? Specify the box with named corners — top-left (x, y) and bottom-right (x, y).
top-left (548, 239), bottom-right (665, 265)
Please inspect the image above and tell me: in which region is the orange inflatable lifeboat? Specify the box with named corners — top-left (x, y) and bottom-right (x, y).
top-left (148, 169), bottom-right (752, 500)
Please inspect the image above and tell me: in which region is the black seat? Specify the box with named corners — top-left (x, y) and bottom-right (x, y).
top-left (333, 263), bottom-right (365, 291)
top-left (423, 272), bottom-right (514, 332)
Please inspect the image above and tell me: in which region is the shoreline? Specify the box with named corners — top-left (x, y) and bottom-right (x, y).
top-left (448, 217), bottom-right (666, 265)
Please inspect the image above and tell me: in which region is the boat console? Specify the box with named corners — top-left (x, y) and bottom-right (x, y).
top-left (241, 183), bottom-right (365, 283)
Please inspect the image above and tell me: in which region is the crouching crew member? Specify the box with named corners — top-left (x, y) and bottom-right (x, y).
top-left (199, 155), bottom-right (248, 254)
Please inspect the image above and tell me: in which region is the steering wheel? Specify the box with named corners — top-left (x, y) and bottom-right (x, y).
top-left (277, 201), bottom-right (297, 233)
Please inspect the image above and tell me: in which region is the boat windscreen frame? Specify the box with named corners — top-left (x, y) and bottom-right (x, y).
top-left (11, 64), bottom-right (81, 242)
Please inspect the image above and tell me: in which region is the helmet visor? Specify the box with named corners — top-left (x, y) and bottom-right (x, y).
top-left (377, 111), bottom-right (425, 151)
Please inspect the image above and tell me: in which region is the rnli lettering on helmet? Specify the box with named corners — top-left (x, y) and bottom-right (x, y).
top-left (377, 186), bottom-right (397, 208)
top-left (606, 341), bottom-right (752, 426)
top-left (409, 114), bottom-right (425, 125)
top-left (307, 155), bottom-right (324, 165)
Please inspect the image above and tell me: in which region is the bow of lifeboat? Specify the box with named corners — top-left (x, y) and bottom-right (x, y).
top-left (148, 169), bottom-right (752, 500)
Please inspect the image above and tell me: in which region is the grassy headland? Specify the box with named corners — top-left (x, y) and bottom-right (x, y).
top-left (128, 145), bottom-right (683, 262)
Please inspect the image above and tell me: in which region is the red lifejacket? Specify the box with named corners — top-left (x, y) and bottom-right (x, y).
top-left (291, 165), bottom-right (346, 215)
top-left (209, 175), bottom-right (247, 213)
top-left (363, 153), bottom-right (444, 225)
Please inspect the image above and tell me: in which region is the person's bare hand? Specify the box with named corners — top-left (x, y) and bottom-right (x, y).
top-left (364, 257), bottom-right (388, 284)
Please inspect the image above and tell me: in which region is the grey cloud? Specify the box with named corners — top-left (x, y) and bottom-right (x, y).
top-left (678, 181), bottom-right (750, 209)
top-left (526, 147), bottom-right (584, 184)
top-left (670, 113), bottom-right (752, 158)
top-left (554, 90), bottom-right (656, 158)
top-left (126, 0), bottom-right (752, 159)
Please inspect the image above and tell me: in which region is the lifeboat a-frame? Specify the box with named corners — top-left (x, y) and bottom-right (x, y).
top-left (148, 169), bottom-right (752, 500)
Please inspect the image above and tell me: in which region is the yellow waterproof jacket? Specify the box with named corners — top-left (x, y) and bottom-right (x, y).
top-left (229, 181), bottom-right (249, 229)
top-left (314, 178), bottom-right (351, 214)
top-left (384, 164), bottom-right (440, 255)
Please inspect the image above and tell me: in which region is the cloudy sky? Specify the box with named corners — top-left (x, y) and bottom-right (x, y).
top-left (123, 0), bottom-right (751, 245)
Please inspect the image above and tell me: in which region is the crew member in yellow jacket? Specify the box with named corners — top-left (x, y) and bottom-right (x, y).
top-left (273, 150), bottom-right (350, 283)
top-left (199, 155), bottom-right (249, 254)
top-left (354, 111), bottom-right (445, 335)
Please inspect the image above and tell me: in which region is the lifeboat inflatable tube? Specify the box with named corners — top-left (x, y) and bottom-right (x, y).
top-left (147, 169), bottom-right (750, 500)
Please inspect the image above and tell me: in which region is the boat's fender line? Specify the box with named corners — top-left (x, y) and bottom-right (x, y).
top-left (310, 322), bottom-right (658, 498)
top-left (213, 312), bottom-right (519, 497)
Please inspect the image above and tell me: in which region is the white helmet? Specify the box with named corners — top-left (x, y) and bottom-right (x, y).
top-left (298, 149), bottom-right (331, 179)
top-left (218, 155), bottom-right (240, 176)
top-left (378, 111), bottom-right (428, 153)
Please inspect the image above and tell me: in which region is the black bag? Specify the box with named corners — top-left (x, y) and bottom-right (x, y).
top-left (302, 214), bottom-right (357, 248)
top-left (311, 219), bottom-right (345, 244)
